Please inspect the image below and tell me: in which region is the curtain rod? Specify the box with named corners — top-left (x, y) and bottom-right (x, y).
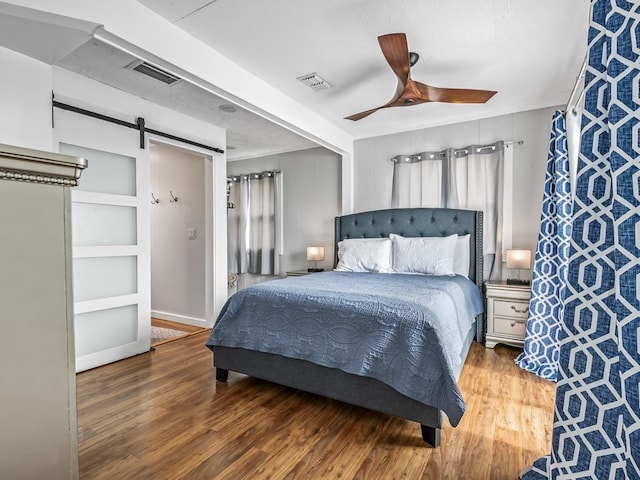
top-left (51, 93), bottom-right (225, 154)
top-left (390, 140), bottom-right (523, 163)
top-left (564, 56), bottom-right (587, 112)
top-left (228, 170), bottom-right (281, 181)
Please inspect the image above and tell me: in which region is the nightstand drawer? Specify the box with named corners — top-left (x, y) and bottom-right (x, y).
top-left (493, 316), bottom-right (527, 337)
top-left (485, 280), bottom-right (531, 348)
top-left (493, 299), bottom-right (529, 320)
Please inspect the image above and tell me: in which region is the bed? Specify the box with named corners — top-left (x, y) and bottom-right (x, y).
top-left (207, 207), bottom-right (485, 447)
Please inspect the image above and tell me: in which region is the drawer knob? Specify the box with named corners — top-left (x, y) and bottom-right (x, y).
top-left (511, 305), bottom-right (529, 314)
top-left (510, 320), bottom-right (527, 327)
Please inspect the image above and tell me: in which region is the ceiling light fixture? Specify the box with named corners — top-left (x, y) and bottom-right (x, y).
top-left (297, 72), bottom-right (333, 92)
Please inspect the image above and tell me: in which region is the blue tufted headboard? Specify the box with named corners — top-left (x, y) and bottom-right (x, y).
top-left (334, 207), bottom-right (483, 287)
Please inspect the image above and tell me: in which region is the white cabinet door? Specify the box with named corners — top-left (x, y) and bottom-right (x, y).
top-left (55, 109), bottom-right (150, 372)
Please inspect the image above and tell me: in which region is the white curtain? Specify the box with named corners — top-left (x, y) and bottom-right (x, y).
top-left (449, 143), bottom-right (504, 280)
top-left (391, 152), bottom-right (445, 208)
top-left (227, 171), bottom-right (282, 276)
top-left (391, 141), bottom-right (504, 280)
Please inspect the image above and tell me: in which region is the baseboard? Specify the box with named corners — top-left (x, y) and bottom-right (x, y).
top-left (151, 310), bottom-right (207, 328)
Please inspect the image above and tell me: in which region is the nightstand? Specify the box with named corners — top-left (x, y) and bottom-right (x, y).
top-left (485, 280), bottom-right (532, 349)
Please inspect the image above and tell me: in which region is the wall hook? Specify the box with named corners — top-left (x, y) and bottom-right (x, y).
top-left (151, 193), bottom-right (160, 204)
top-left (169, 191), bottom-right (178, 203)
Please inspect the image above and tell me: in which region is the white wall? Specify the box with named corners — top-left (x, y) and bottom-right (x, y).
top-left (228, 147), bottom-right (341, 283)
top-left (150, 143), bottom-right (206, 324)
top-left (353, 106), bottom-right (559, 280)
top-left (0, 46), bottom-right (52, 150)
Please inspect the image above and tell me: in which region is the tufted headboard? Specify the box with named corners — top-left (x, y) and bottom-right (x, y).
top-left (334, 207), bottom-right (483, 287)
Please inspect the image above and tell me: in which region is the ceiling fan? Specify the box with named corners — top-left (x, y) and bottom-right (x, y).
top-left (345, 33), bottom-right (497, 121)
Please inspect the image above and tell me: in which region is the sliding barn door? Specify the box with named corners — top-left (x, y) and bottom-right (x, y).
top-left (54, 109), bottom-right (150, 372)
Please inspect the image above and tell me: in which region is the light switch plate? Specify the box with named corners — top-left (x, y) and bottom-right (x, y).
top-left (187, 228), bottom-right (196, 240)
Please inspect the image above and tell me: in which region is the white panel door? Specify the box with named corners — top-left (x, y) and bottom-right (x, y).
top-left (54, 109), bottom-right (150, 372)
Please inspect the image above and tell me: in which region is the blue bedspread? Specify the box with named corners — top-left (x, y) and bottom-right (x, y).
top-left (206, 271), bottom-right (484, 426)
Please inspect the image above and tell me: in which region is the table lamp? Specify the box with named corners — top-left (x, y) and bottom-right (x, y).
top-left (506, 249), bottom-right (531, 285)
top-left (307, 246), bottom-right (325, 272)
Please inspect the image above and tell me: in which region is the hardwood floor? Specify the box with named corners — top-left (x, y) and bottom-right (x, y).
top-left (77, 333), bottom-right (555, 479)
top-left (151, 317), bottom-right (209, 333)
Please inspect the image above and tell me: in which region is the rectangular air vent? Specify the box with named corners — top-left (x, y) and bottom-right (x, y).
top-left (128, 61), bottom-right (182, 86)
top-left (296, 72), bottom-right (333, 92)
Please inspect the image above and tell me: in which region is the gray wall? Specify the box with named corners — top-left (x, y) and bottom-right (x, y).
top-left (227, 147), bottom-right (341, 281)
top-left (352, 105), bottom-right (560, 280)
top-left (150, 143), bottom-right (207, 323)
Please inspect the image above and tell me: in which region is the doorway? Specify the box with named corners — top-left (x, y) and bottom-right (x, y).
top-left (149, 141), bottom-right (212, 343)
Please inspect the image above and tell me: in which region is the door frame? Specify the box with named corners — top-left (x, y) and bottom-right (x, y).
top-left (147, 135), bottom-right (226, 328)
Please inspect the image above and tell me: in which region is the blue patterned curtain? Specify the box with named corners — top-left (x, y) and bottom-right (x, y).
top-left (515, 111), bottom-right (572, 381)
top-left (521, 1), bottom-right (640, 478)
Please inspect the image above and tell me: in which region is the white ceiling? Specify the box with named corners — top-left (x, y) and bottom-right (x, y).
top-left (0, 1), bottom-right (591, 160)
top-left (136, 0), bottom-right (590, 141)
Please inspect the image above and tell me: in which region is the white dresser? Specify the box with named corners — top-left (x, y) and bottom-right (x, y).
top-left (485, 280), bottom-right (532, 349)
top-left (0, 144), bottom-right (86, 480)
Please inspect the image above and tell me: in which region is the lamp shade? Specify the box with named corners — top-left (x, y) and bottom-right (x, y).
top-left (506, 249), bottom-right (532, 270)
top-left (306, 246), bottom-right (325, 262)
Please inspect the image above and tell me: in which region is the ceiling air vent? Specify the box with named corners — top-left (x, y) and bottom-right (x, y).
top-left (128, 60), bottom-right (182, 86)
top-left (297, 72), bottom-right (333, 92)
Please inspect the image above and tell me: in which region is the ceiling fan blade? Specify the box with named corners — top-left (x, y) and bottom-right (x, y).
top-left (344, 106), bottom-right (387, 121)
top-left (345, 36), bottom-right (411, 122)
top-left (345, 33), bottom-right (498, 121)
top-left (378, 33), bottom-right (411, 87)
top-left (415, 81), bottom-right (497, 103)
top-left (345, 75), bottom-right (407, 121)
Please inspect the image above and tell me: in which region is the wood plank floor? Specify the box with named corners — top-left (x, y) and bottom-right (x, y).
top-left (77, 332), bottom-right (555, 479)
top-left (151, 318), bottom-right (208, 333)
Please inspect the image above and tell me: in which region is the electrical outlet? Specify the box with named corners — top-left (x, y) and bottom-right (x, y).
top-left (187, 228), bottom-right (196, 240)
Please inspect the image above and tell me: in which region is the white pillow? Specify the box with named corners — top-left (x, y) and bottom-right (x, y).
top-left (390, 233), bottom-right (458, 276)
top-left (453, 234), bottom-right (471, 277)
top-left (335, 238), bottom-right (392, 273)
